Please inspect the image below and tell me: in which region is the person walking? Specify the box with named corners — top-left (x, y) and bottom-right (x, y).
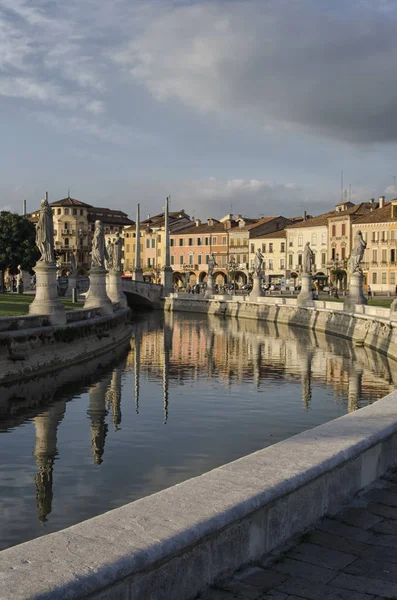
top-left (368, 285), bottom-right (372, 299)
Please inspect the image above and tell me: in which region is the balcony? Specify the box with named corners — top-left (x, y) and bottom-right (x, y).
top-left (61, 230), bottom-right (76, 236)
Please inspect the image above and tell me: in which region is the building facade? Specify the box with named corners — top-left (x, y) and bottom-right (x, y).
top-left (249, 230), bottom-right (287, 286)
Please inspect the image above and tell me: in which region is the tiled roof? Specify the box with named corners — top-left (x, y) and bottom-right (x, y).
top-left (287, 202), bottom-right (378, 229)
top-left (235, 216), bottom-right (278, 232)
top-left (252, 229), bottom-right (287, 240)
top-left (174, 222), bottom-right (228, 235)
top-left (88, 207), bottom-right (134, 226)
top-left (352, 201), bottom-right (397, 225)
top-left (50, 197), bottom-right (92, 208)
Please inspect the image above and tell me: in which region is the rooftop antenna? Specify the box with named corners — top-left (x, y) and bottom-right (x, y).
top-left (68, 187), bottom-right (70, 198)
top-left (349, 184), bottom-right (352, 202)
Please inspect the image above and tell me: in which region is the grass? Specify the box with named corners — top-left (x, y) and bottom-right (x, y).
top-left (0, 294), bottom-right (82, 317)
top-left (325, 297), bottom-right (393, 308)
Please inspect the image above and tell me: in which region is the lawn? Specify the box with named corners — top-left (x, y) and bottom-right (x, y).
top-left (325, 297), bottom-right (392, 308)
top-left (0, 294), bottom-right (82, 317)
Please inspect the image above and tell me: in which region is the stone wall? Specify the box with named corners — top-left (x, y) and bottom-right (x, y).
top-left (0, 308), bottom-right (132, 385)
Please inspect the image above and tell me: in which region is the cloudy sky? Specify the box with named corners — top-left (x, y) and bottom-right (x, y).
top-left (1, 0), bottom-right (397, 219)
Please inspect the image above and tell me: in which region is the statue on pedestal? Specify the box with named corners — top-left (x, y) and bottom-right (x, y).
top-left (69, 252), bottom-right (77, 276)
top-left (112, 233), bottom-right (123, 272)
top-left (253, 248), bottom-right (264, 277)
top-left (36, 198), bottom-right (55, 264)
top-left (303, 242), bottom-right (314, 274)
top-left (91, 221), bottom-right (107, 269)
top-left (208, 253), bottom-right (217, 277)
top-left (105, 238), bottom-right (113, 271)
top-left (349, 230), bottom-right (367, 274)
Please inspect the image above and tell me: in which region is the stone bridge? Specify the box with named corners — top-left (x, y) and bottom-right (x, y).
top-left (121, 278), bottom-right (164, 308)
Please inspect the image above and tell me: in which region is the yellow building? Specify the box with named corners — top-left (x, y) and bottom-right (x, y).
top-left (352, 199), bottom-right (397, 293)
top-left (31, 196), bottom-right (133, 274)
top-left (249, 230), bottom-right (287, 286)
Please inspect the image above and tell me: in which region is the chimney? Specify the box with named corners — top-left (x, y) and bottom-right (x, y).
top-left (207, 217), bottom-right (214, 227)
top-left (304, 209), bottom-right (307, 221)
top-left (23, 199), bottom-right (27, 216)
top-left (379, 196), bottom-right (385, 209)
top-left (195, 218), bottom-right (201, 227)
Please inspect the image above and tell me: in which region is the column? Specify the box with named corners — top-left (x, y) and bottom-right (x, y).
top-left (133, 203), bottom-right (143, 282)
top-left (87, 377), bottom-right (110, 464)
top-left (161, 196), bottom-right (174, 295)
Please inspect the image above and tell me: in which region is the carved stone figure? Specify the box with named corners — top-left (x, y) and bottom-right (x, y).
top-left (105, 238), bottom-right (113, 271)
top-left (112, 233), bottom-right (123, 272)
top-left (36, 198), bottom-right (55, 263)
top-left (69, 252), bottom-right (77, 276)
top-left (349, 230), bottom-right (367, 274)
top-left (207, 253), bottom-right (217, 277)
top-left (253, 248), bottom-right (264, 277)
top-left (91, 221), bottom-right (108, 269)
top-left (303, 242), bottom-right (314, 274)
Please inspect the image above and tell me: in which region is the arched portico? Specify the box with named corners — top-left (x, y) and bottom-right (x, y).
top-left (213, 271), bottom-right (227, 286)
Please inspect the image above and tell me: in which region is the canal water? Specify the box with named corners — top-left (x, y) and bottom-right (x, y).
top-left (0, 312), bottom-right (396, 550)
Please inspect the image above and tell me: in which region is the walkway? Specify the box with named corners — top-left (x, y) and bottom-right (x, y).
top-left (199, 468), bottom-right (397, 600)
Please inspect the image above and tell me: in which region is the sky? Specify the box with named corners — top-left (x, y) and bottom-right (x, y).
top-left (1, 0), bottom-right (397, 220)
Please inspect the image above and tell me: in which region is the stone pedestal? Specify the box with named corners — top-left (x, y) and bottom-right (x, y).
top-left (29, 262), bottom-right (66, 325)
top-left (297, 273), bottom-right (314, 307)
top-left (205, 274), bottom-right (215, 297)
top-left (84, 267), bottom-right (113, 315)
top-left (161, 266), bottom-right (174, 296)
top-left (132, 268), bottom-right (144, 282)
top-left (250, 275), bottom-right (264, 300)
top-left (20, 270), bottom-right (31, 291)
top-left (390, 298), bottom-right (397, 322)
top-left (106, 271), bottom-right (127, 308)
top-left (344, 271), bottom-right (367, 312)
top-left (65, 275), bottom-right (77, 298)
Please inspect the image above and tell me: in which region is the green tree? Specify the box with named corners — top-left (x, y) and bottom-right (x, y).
top-left (0, 212), bottom-right (40, 292)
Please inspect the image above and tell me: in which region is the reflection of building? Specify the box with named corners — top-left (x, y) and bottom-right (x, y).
top-left (30, 196), bottom-right (133, 274)
top-left (33, 400), bottom-right (66, 522)
top-left (87, 378), bottom-right (110, 465)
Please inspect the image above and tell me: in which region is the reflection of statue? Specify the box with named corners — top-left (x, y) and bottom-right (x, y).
top-left (208, 253), bottom-right (217, 276)
top-left (303, 242), bottom-right (314, 274)
top-left (36, 198), bottom-right (55, 263)
top-left (113, 233), bottom-right (123, 272)
top-left (253, 248), bottom-right (264, 276)
top-left (349, 230), bottom-right (367, 274)
top-left (69, 252), bottom-right (76, 276)
top-left (91, 221), bottom-right (107, 268)
top-left (105, 238), bottom-right (113, 271)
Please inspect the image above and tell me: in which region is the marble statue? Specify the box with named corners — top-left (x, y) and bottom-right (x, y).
top-left (303, 242), bottom-right (314, 274)
top-left (36, 198), bottom-right (55, 263)
top-left (207, 253), bottom-right (217, 276)
top-left (253, 248), bottom-right (264, 276)
top-left (91, 221), bottom-right (107, 269)
top-left (105, 238), bottom-right (113, 271)
top-left (349, 230), bottom-right (367, 274)
top-left (112, 233), bottom-right (122, 272)
top-left (69, 252), bottom-right (77, 276)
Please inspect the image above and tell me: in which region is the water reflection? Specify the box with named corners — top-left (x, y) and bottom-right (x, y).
top-left (0, 312), bottom-right (395, 549)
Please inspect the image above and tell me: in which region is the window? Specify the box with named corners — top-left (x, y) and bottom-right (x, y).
top-left (64, 208), bottom-right (69, 215)
top-left (205, 255), bottom-right (210, 264)
top-left (222, 236), bottom-right (227, 245)
top-left (179, 238), bottom-right (184, 246)
top-left (250, 243), bottom-right (255, 253)
top-left (197, 238), bottom-right (202, 246)
top-left (391, 230), bottom-right (396, 241)
top-left (180, 255), bottom-right (184, 265)
top-left (372, 231), bottom-right (379, 242)
top-left (262, 244), bottom-right (266, 252)
top-left (382, 231), bottom-right (388, 242)
top-left (372, 249), bottom-right (377, 263)
top-left (321, 252), bottom-right (326, 266)
top-left (237, 255), bottom-right (241, 263)
top-left (341, 224), bottom-right (346, 236)
top-left (171, 255), bottom-right (175, 265)
top-left (64, 222), bottom-right (70, 231)
top-left (280, 242), bottom-right (285, 252)
top-left (268, 259), bottom-right (273, 270)
top-left (170, 239), bottom-right (175, 246)
top-left (80, 209), bottom-right (83, 216)
top-left (157, 234), bottom-right (161, 242)
top-left (298, 254), bottom-right (302, 266)
top-left (205, 237), bottom-right (210, 245)
top-left (237, 238), bottom-right (241, 246)
top-left (150, 238), bottom-right (154, 248)
top-left (289, 239), bottom-right (293, 247)
top-left (391, 272), bottom-right (396, 284)
top-left (341, 247), bottom-right (345, 260)
top-left (382, 272), bottom-right (387, 285)
top-left (222, 255), bottom-right (227, 266)
top-left (311, 234), bottom-right (317, 246)
top-left (126, 244), bottom-right (130, 253)
top-left (382, 249), bottom-right (387, 263)
top-left (73, 208), bottom-right (77, 215)
top-left (189, 254), bottom-right (194, 265)
top-left (242, 255), bottom-right (247, 263)
top-left (391, 249), bottom-right (396, 263)
top-left (332, 225), bottom-right (336, 237)
top-left (269, 243), bottom-right (273, 253)
top-left (372, 272), bottom-right (378, 284)
top-left (331, 248), bottom-right (335, 260)
top-left (212, 237), bottom-right (217, 245)
top-left (146, 239), bottom-right (150, 248)
top-left (188, 238), bottom-right (193, 246)
top-left (280, 258), bottom-right (285, 269)
top-left (64, 238), bottom-right (69, 247)
top-left (321, 233), bottom-right (327, 245)
top-left (288, 254), bottom-right (293, 267)
top-left (198, 254), bottom-right (202, 265)
top-left (298, 235), bottom-right (303, 247)
top-left (57, 208), bottom-right (61, 215)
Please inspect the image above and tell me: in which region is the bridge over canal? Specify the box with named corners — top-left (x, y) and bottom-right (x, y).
top-left (121, 278), bottom-right (164, 308)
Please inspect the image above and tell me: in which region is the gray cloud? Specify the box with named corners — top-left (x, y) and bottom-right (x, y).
top-left (114, 0), bottom-right (397, 143)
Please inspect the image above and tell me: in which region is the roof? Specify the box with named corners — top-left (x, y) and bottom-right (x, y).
top-left (175, 221), bottom-right (228, 235)
top-left (88, 207), bottom-right (134, 226)
top-left (141, 210), bottom-right (191, 228)
top-left (328, 201), bottom-right (378, 220)
top-left (252, 229), bottom-right (287, 240)
top-left (50, 197), bottom-right (92, 208)
top-left (287, 202), bottom-right (378, 230)
top-left (233, 216), bottom-right (278, 232)
top-left (352, 201), bottom-right (397, 225)
top-left (287, 211), bottom-right (336, 229)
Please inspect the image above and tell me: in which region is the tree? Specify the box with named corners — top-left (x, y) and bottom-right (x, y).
top-left (0, 212), bottom-right (40, 292)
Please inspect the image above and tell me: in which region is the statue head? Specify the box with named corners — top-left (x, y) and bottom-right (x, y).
top-left (306, 241), bottom-right (310, 246)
